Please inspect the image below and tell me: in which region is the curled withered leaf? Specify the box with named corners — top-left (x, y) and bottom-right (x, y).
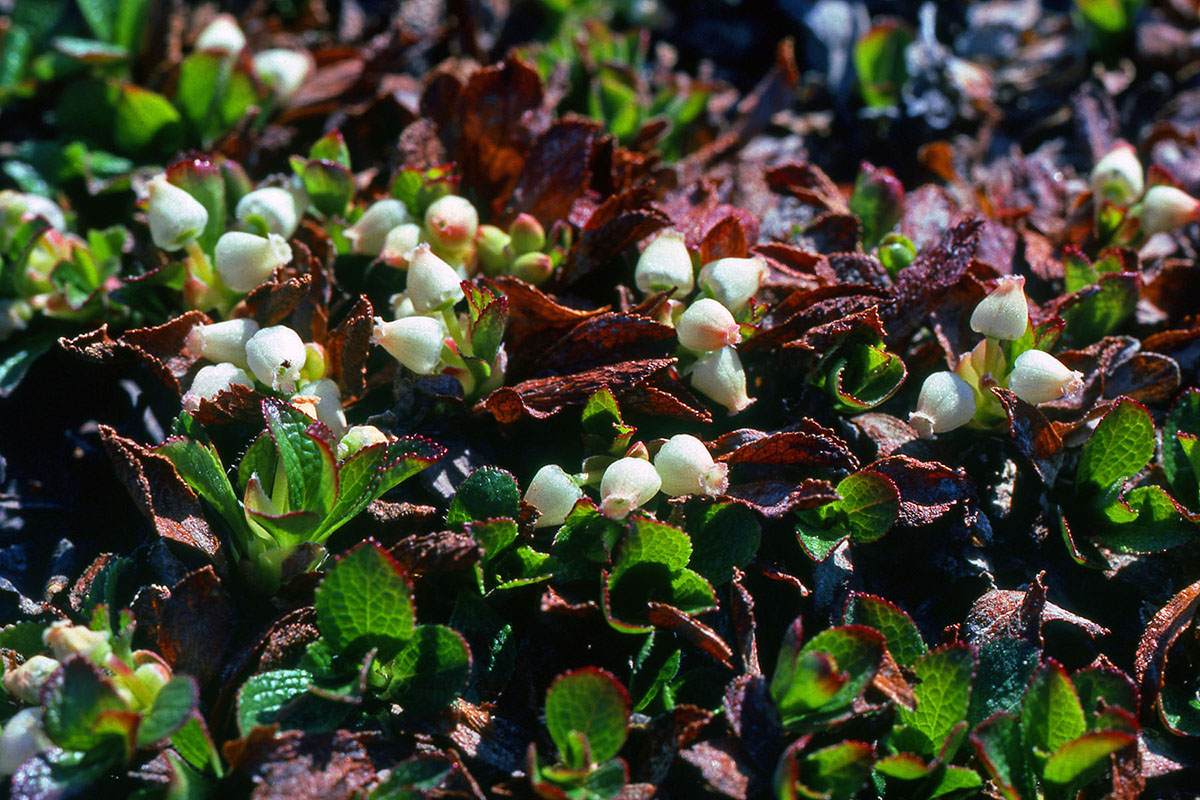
top-left (699, 213), bottom-right (752, 262)
top-left (806, 212), bottom-right (861, 254)
top-left (722, 673), bottom-right (783, 772)
top-left (505, 117), bottom-right (599, 226)
top-left (647, 603), bottom-right (734, 669)
top-left (765, 161), bottom-right (849, 215)
top-left (681, 739), bottom-right (757, 800)
top-left (1104, 352), bottom-right (1181, 406)
top-left (851, 413), bottom-right (917, 459)
top-left (538, 312), bottom-right (676, 374)
top-left (741, 284), bottom-right (890, 353)
top-left (223, 729), bottom-right (388, 800)
top-left (99, 425), bottom-right (223, 558)
top-left (1135, 578), bottom-right (1200, 726)
top-left (61, 311), bottom-right (212, 394)
top-left (963, 572), bottom-right (1109, 647)
top-left (886, 218), bottom-right (984, 340)
top-left (751, 243), bottom-right (827, 290)
top-left (719, 430), bottom-right (859, 472)
top-left (154, 565), bottom-right (234, 686)
top-left (244, 271), bottom-right (313, 329)
top-left (326, 295), bottom-right (373, 399)
top-left (190, 383), bottom-right (273, 427)
top-left (729, 572), bottom-right (759, 675)
top-left (557, 186), bottom-right (670, 288)
top-left (657, 180), bottom-right (759, 253)
top-left (389, 532), bottom-right (480, 575)
top-left (825, 252), bottom-right (889, 288)
top-left (493, 275), bottom-right (607, 374)
top-left (721, 478), bottom-right (840, 518)
top-left (991, 387), bottom-right (1065, 486)
top-left (867, 455), bottom-right (974, 527)
top-left (620, 376), bottom-right (713, 424)
top-left (480, 357), bottom-right (676, 424)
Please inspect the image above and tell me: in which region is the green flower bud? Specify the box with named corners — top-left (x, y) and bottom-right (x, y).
top-left (509, 213), bottom-right (546, 255)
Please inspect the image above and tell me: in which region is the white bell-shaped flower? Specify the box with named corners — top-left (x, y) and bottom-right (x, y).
top-left (346, 199), bottom-right (411, 256)
top-left (294, 378), bottom-right (347, 436)
top-left (380, 223), bottom-right (423, 267)
top-left (676, 298), bottom-right (742, 352)
top-left (599, 457), bottom-right (661, 519)
top-left (252, 49), bottom-right (312, 101)
top-left (146, 175), bottom-right (208, 252)
top-left (214, 231), bottom-right (293, 292)
top-left (689, 345), bottom-right (754, 414)
top-left (697, 257), bottom-right (768, 313)
top-left (183, 362), bottom-right (255, 411)
top-left (1, 655), bottom-right (59, 704)
top-left (909, 371), bottom-right (976, 438)
top-left (635, 230), bottom-right (694, 295)
top-left (1090, 142), bottom-right (1143, 206)
top-left (406, 244), bottom-right (465, 312)
top-left (970, 275), bottom-right (1029, 341)
top-left (0, 708), bottom-right (53, 777)
top-left (336, 425), bottom-right (389, 460)
top-left (195, 14), bottom-right (246, 54)
top-left (185, 318), bottom-right (259, 368)
top-left (372, 315), bottom-right (446, 374)
top-left (1140, 185), bottom-right (1200, 237)
top-left (236, 186), bottom-right (304, 238)
top-left (245, 325), bottom-right (307, 392)
top-left (1007, 350), bottom-right (1084, 405)
top-left (524, 464), bottom-right (584, 528)
top-left (654, 434), bottom-right (728, 497)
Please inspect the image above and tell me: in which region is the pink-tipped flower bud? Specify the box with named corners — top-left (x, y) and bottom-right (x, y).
top-left (509, 213), bottom-right (546, 255)
top-left (372, 315), bottom-right (446, 374)
top-left (511, 251), bottom-right (555, 285)
top-left (186, 318), bottom-right (259, 368)
top-left (689, 345), bottom-right (754, 414)
top-left (346, 199), bottom-right (411, 256)
top-left (676, 298), bottom-right (742, 352)
top-left (379, 223), bottom-right (423, 268)
top-left (635, 230), bottom-right (693, 296)
top-left (406, 244), bottom-right (465, 312)
top-left (2, 656), bottom-right (59, 704)
top-left (1140, 185), bottom-right (1200, 237)
top-left (697, 257), bottom-right (768, 313)
top-left (183, 363), bottom-right (255, 411)
top-left (1006, 350), bottom-right (1084, 405)
top-left (195, 13), bottom-right (245, 54)
top-left (0, 708), bottom-right (52, 777)
top-left (654, 435), bottom-right (728, 497)
top-left (44, 621), bottom-right (110, 661)
top-left (294, 378), bottom-right (347, 436)
top-left (970, 275), bottom-right (1029, 341)
top-left (245, 325), bottom-right (307, 392)
top-left (524, 465), bottom-right (583, 528)
top-left (215, 231), bottom-right (292, 292)
top-left (1090, 142), bottom-right (1144, 206)
top-left (146, 175), bottom-right (208, 252)
top-left (909, 371), bottom-right (976, 438)
top-left (251, 49), bottom-right (313, 102)
top-left (336, 425), bottom-right (389, 460)
top-left (599, 457), bottom-right (661, 519)
top-left (424, 195), bottom-right (479, 255)
top-left (236, 186), bottom-right (304, 239)
top-left (476, 225), bottom-right (512, 276)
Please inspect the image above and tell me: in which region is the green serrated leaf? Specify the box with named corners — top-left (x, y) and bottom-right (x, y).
top-left (1094, 484), bottom-right (1198, 553)
top-left (797, 740), bottom-right (875, 800)
top-left (1021, 662), bottom-right (1086, 757)
top-left (930, 765), bottom-right (983, 798)
top-left (157, 437), bottom-right (248, 536)
top-left (236, 669), bottom-right (313, 736)
top-left (833, 471), bottom-right (899, 543)
top-left (545, 668), bottom-right (630, 769)
top-left (1063, 272), bottom-right (1138, 345)
top-left (1042, 730), bottom-right (1135, 785)
top-left (971, 712), bottom-right (1026, 800)
top-left (899, 646), bottom-right (975, 757)
top-left (383, 625), bottom-right (472, 717)
top-left (137, 677), bottom-right (198, 747)
top-left (446, 466), bottom-right (520, 527)
top-left (1077, 398), bottom-right (1154, 494)
top-left (0, 620), bottom-right (50, 656)
top-left (466, 519), bottom-right (519, 566)
top-left (42, 657), bottom-right (129, 752)
top-left (612, 515), bottom-right (692, 579)
top-left (263, 400), bottom-right (338, 515)
top-left (844, 594), bottom-right (927, 669)
top-left (686, 502), bottom-right (760, 586)
top-left (314, 541), bottom-right (415, 657)
top-left (1164, 389), bottom-right (1200, 506)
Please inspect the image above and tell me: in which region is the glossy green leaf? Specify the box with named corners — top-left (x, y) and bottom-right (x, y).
top-left (42, 657), bottom-right (129, 751)
top-left (1021, 662), bottom-right (1086, 756)
top-left (929, 765), bottom-right (983, 798)
top-left (967, 637), bottom-right (1040, 726)
top-left (299, 160), bottom-right (355, 218)
top-left (1076, 398), bottom-right (1154, 493)
top-left (545, 667), bottom-right (630, 769)
top-left (790, 740), bottom-right (875, 800)
top-left (1063, 272), bottom-right (1139, 345)
top-left (314, 541), bottom-right (415, 657)
top-left (581, 387), bottom-right (635, 457)
top-left (1163, 388), bottom-right (1200, 506)
top-left (1095, 484), bottom-right (1198, 553)
top-left (113, 83), bottom-right (183, 156)
top-left (262, 400), bottom-right (337, 515)
top-left (899, 645), bottom-right (975, 757)
top-left (382, 624), bottom-right (472, 716)
top-left (854, 21), bottom-right (913, 108)
top-left (850, 163), bottom-right (904, 249)
top-left (686, 502), bottom-right (761, 586)
top-left (970, 712), bottom-right (1026, 800)
top-left (446, 466), bottom-right (520, 527)
top-left (844, 594), bottom-right (927, 668)
top-left (137, 677), bottom-right (198, 747)
top-left (156, 436), bottom-right (247, 536)
top-left (1042, 730), bottom-right (1135, 785)
top-left (236, 669), bottom-right (313, 736)
top-left (464, 280), bottom-right (508, 366)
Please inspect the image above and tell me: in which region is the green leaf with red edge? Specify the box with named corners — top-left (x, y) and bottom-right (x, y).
top-left (970, 712), bottom-right (1027, 800)
top-left (381, 624), bottom-right (472, 717)
top-left (854, 21), bottom-right (913, 108)
top-left (1042, 730), bottom-right (1135, 786)
top-left (1164, 388), bottom-right (1200, 507)
top-left (1072, 664), bottom-right (1138, 725)
top-left (772, 623), bottom-right (885, 727)
top-left (604, 515), bottom-right (715, 632)
top-left (446, 466), bottom-right (520, 527)
top-left (1063, 271), bottom-right (1139, 345)
top-left (319, 436), bottom-right (444, 539)
top-left (545, 668), bottom-right (630, 769)
top-left (1094, 484), bottom-right (1199, 553)
top-left (581, 387), bottom-right (636, 457)
top-left (850, 163), bottom-right (905, 249)
top-left (41, 656), bottom-right (131, 753)
top-left (314, 540), bottom-right (415, 659)
top-left (796, 471), bottom-right (899, 555)
top-left (776, 739), bottom-right (876, 800)
top-left (874, 753), bottom-right (932, 780)
top-left (156, 435), bottom-right (249, 539)
top-left (1076, 398), bottom-right (1155, 495)
top-left (685, 501), bottom-right (761, 587)
top-left (929, 765), bottom-right (983, 798)
top-left (464, 279), bottom-right (509, 365)
top-left (297, 160), bottom-right (355, 218)
top-left (1021, 661), bottom-right (1086, 757)
top-left (309, 130), bottom-right (350, 167)
top-left (844, 593), bottom-right (927, 668)
top-left (262, 399), bottom-right (338, 515)
top-left (1158, 685), bottom-right (1200, 736)
top-left (897, 645), bottom-right (975, 758)
top-left (137, 676), bottom-right (199, 747)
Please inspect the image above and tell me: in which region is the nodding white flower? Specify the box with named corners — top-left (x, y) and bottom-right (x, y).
top-left (525, 464), bottom-right (584, 528)
top-left (511, 251), bottom-right (554, 285)
top-left (1090, 142), bottom-right (1144, 206)
top-left (1140, 185), bottom-right (1200, 237)
top-left (44, 621), bottom-right (110, 661)
top-left (0, 190), bottom-right (66, 231)
top-left (423, 195), bottom-right (479, 254)
top-left (245, 325), bottom-right (307, 392)
top-left (379, 223), bottom-right (423, 268)
top-left (635, 230), bottom-right (693, 296)
top-left (1007, 350), bottom-right (1084, 405)
top-left (236, 186), bottom-right (304, 238)
top-left (251, 48), bottom-right (312, 101)
top-left (294, 378), bottom-right (347, 436)
top-left (0, 708), bottom-right (53, 777)
top-left (509, 213), bottom-right (546, 254)
top-left (970, 275), bottom-right (1029, 341)
top-left (195, 13), bottom-right (246, 54)
top-left (909, 371), bottom-right (976, 438)
top-left (186, 318), bottom-right (259, 368)
top-left (599, 457), bottom-right (661, 519)
top-left (389, 292), bottom-right (417, 319)
top-left (697, 257), bottom-right (768, 313)
top-left (372, 315), bottom-right (446, 374)
top-left (215, 231), bottom-right (293, 292)
top-left (146, 175), bottom-right (208, 252)
top-left (689, 345), bottom-right (754, 414)
top-left (183, 363), bottom-right (255, 411)
top-left (406, 244), bottom-right (464, 312)
top-left (676, 298), bottom-right (742, 352)
top-left (336, 425), bottom-right (389, 460)
top-left (346, 199), bottom-right (411, 256)
top-left (2, 655), bottom-right (59, 704)
top-left (654, 435), bottom-right (728, 497)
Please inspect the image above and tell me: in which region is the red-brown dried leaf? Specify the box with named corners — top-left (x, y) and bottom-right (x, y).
top-left (225, 729), bottom-right (389, 800)
top-left (506, 117), bottom-right (599, 227)
top-left (720, 431), bottom-right (858, 472)
top-left (648, 602), bottom-right (734, 669)
top-left (699, 213), bottom-right (752, 262)
top-left (481, 358), bottom-right (676, 423)
top-left (722, 478), bottom-right (840, 518)
top-left (558, 187), bottom-right (670, 288)
top-left (963, 572), bottom-right (1109, 647)
top-left (681, 740), bottom-right (755, 800)
top-left (155, 566), bottom-right (234, 685)
top-left (538, 312), bottom-right (676, 374)
top-left (1103, 352), bottom-right (1181, 405)
top-left (765, 161), bottom-right (849, 215)
top-left (886, 218), bottom-right (984, 340)
top-left (729, 571), bottom-right (760, 676)
top-left (867, 455), bottom-right (974, 527)
top-left (992, 388), bottom-right (1064, 485)
top-left (389, 532), bottom-right (481, 575)
top-left (327, 295), bottom-right (374, 399)
top-left (806, 213), bottom-right (862, 254)
top-left (1135, 578), bottom-right (1200, 715)
top-left (61, 311), bottom-right (211, 394)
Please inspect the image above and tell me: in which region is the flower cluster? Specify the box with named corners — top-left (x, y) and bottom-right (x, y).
top-left (1089, 141), bottom-right (1200, 245)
